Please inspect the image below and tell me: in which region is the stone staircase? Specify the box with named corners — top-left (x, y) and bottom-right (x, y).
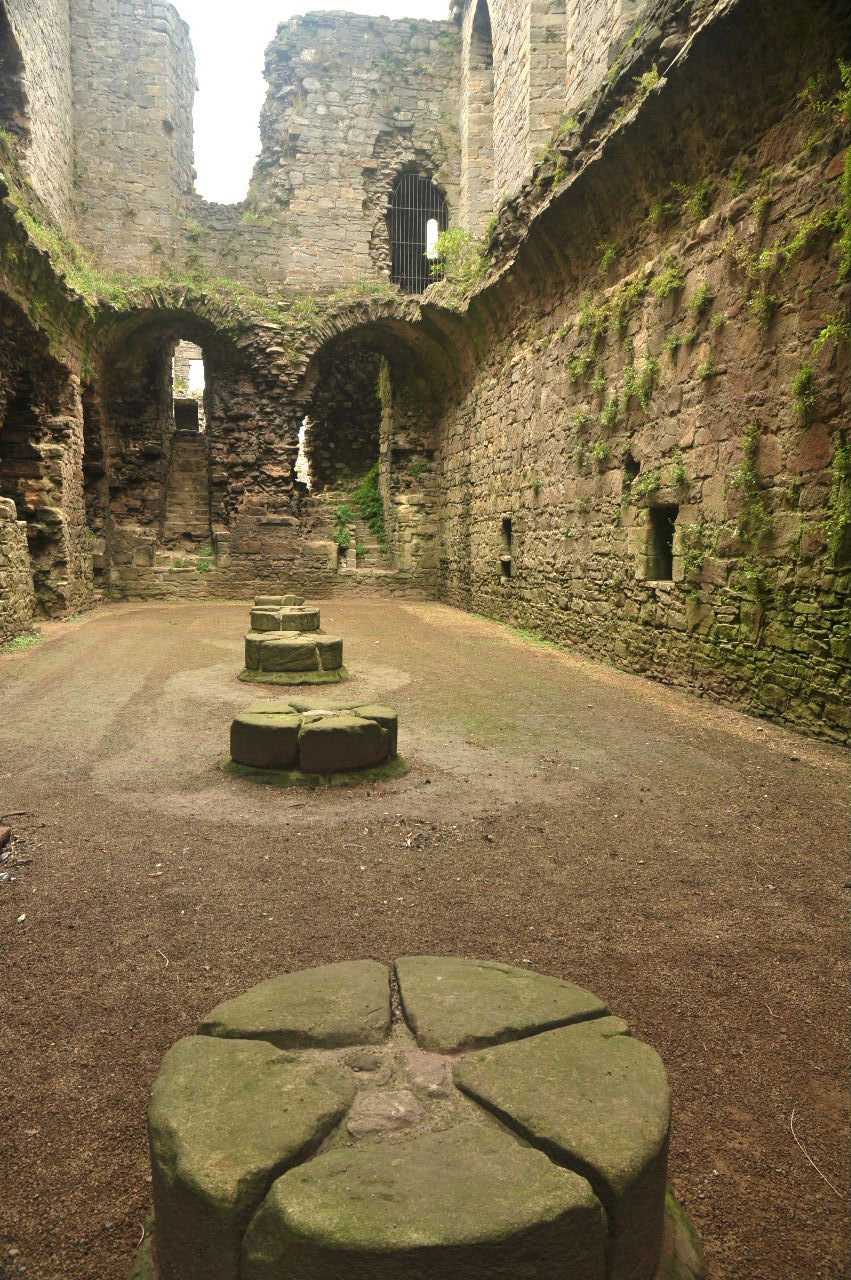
top-left (319, 489), bottom-right (392, 574)
top-left (161, 432), bottom-right (211, 546)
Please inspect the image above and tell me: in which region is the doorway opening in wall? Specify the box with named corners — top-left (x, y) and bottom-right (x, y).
top-left (388, 173), bottom-right (448, 294)
top-left (647, 504), bottom-right (678, 580)
top-left (171, 340), bottom-right (206, 432)
top-left (296, 417), bottom-right (311, 489)
top-left (500, 517), bottom-right (512, 579)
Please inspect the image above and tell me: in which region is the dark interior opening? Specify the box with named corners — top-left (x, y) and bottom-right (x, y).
top-left (623, 450), bottom-right (640, 483)
top-left (388, 173), bottom-right (448, 294)
top-left (500, 516), bottom-right (512, 579)
top-left (174, 399), bottom-right (199, 432)
top-left (647, 504), bottom-right (678, 580)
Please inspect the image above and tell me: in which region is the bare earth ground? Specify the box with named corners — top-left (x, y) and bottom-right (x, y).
top-left (0, 597), bottom-right (848, 1280)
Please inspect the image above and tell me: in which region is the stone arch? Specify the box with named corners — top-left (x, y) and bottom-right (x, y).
top-left (462, 0), bottom-right (495, 231)
top-left (95, 310), bottom-right (236, 556)
top-left (0, 4), bottom-right (29, 146)
top-left (295, 307), bottom-right (470, 579)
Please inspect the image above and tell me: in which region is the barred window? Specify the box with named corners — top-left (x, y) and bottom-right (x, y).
top-left (388, 174), bottom-right (448, 294)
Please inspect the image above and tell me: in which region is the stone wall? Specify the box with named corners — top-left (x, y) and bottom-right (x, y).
top-left (70, 0), bottom-right (196, 273)
top-left (0, 494), bottom-right (35, 641)
top-left (1, 0), bottom-right (74, 227)
top-left (565, 0), bottom-right (648, 113)
top-left (0, 294), bottom-right (92, 623)
top-left (437, 0), bottom-right (850, 741)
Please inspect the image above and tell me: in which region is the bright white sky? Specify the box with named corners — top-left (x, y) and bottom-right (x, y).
top-left (172, 1), bottom-right (450, 204)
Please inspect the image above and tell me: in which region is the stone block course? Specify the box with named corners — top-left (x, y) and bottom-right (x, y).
top-left (228, 704), bottom-right (398, 777)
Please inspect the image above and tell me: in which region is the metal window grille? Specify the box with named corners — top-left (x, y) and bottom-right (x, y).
top-left (388, 174), bottom-right (448, 294)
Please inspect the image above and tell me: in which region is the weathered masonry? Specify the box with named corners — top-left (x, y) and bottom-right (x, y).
top-left (0, 0), bottom-right (849, 742)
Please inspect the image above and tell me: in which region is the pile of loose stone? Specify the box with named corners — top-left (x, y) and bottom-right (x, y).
top-left (240, 594), bottom-right (347, 684)
top-left (133, 958), bottom-right (705, 1280)
top-left (229, 700), bottom-right (398, 777)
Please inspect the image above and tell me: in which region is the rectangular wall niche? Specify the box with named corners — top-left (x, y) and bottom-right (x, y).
top-left (646, 505), bottom-right (678, 580)
top-left (500, 517), bottom-right (512, 579)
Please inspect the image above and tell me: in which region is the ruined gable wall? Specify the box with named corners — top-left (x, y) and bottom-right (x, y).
top-left (211, 13), bottom-right (462, 291)
top-left (437, 2), bottom-right (850, 741)
top-left (70, 0), bottom-right (195, 273)
top-left (1, 0), bottom-right (74, 227)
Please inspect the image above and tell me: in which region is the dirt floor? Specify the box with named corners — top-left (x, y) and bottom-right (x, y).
top-left (0, 597), bottom-right (848, 1280)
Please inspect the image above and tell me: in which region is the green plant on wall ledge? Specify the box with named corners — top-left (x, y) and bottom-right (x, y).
top-left (430, 227), bottom-right (488, 292)
top-left (591, 439), bottom-right (611, 465)
top-left (669, 448), bottom-right (688, 487)
top-left (696, 358), bottom-right (716, 382)
top-left (730, 421), bottom-right (772, 546)
top-left (651, 254), bottom-right (686, 299)
top-left (410, 460), bottom-right (428, 477)
top-left (600, 398), bottom-right (618, 430)
top-left (531, 474), bottom-right (541, 498)
top-left (632, 469), bottom-right (661, 498)
top-left (791, 362), bottom-right (817, 421)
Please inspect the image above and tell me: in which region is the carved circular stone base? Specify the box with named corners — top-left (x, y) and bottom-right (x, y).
top-left (133, 959), bottom-right (706, 1280)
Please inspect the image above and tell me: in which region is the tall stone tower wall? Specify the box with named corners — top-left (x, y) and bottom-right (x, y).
top-left (0, 0), bottom-right (75, 226)
top-left (458, 0), bottom-right (655, 225)
top-left (69, 0), bottom-right (196, 272)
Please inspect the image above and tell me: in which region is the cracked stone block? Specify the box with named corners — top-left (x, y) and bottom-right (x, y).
top-left (278, 606), bottom-right (321, 632)
top-left (230, 712), bottom-right (301, 770)
top-left (297, 711), bottom-right (388, 773)
top-left (148, 1036), bottom-right (354, 1280)
top-left (454, 1017), bottom-right (671, 1280)
top-left (257, 634), bottom-right (343, 673)
top-left (250, 607), bottom-right (288, 632)
top-left (197, 960), bottom-right (391, 1049)
top-left (241, 1120), bottom-right (606, 1280)
top-left (395, 955), bottom-right (609, 1053)
top-left (350, 703), bottom-right (398, 756)
top-left (255, 595), bottom-right (304, 607)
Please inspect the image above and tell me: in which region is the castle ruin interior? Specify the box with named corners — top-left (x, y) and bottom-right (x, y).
top-left (0, 0), bottom-right (849, 1276)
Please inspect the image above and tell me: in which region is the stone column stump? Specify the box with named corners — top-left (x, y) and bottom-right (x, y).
top-left (132, 958), bottom-right (705, 1280)
top-left (239, 594), bottom-right (349, 685)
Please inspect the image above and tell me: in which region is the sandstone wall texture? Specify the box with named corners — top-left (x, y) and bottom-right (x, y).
top-left (458, 0), bottom-right (653, 224)
top-left (0, 292), bottom-right (92, 630)
top-left (1, 0), bottom-right (74, 226)
top-left (70, 0), bottom-right (196, 273)
top-left (437, 0), bottom-right (850, 741)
